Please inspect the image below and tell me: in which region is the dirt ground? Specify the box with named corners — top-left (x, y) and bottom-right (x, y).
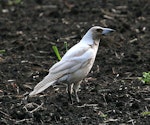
top-left (0, 0), bottom-right (150, 124)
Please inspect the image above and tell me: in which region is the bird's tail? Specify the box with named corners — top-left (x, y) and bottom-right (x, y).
top-left (29, 73), bottom-right (58, 96)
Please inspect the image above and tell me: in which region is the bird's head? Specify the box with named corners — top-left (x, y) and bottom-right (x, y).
top-left (91, 26), bottom-right (115, 40)
top-left (81, 26), bottom-right (114, 45)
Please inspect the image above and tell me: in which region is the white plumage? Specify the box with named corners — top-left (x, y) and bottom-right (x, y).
top-left (29, 26), bottom-right (114, 103)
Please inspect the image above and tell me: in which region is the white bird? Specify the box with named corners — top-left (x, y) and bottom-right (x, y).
top-left (29, 26), bottom-right (114, 103)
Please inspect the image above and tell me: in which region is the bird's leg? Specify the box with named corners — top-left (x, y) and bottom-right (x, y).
top-left (67, 83), bottom-right (73, 104)
top-left (73, 81), bottom-right (82, 103)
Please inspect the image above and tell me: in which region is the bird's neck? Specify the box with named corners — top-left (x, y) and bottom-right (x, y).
top-left (80, 30), bottom-right (93, 44)
top-left (81, 31), bottom-right (100, 45)
top-left (91, 40), bottom-right (100, 54)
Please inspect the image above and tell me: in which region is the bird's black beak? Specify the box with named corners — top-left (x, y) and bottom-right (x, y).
top-left (102, 28), bottom-right (115, 35)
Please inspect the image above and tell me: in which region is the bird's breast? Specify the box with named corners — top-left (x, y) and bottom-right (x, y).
top-left (68, 57), bottom-right (95, 83)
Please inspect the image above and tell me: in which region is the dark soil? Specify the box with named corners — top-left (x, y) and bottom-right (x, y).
top-left (0, 0), bottom-right (150, 124)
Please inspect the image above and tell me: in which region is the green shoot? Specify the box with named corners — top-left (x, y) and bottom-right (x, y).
top-left (8, 0), bottom-right (22, 5)
top-left (0, 50), bottom-right (6, 54)
top-left (52, 46), bottom-right (62, 61)
top-left (52, 42), bottom-right (68, 61)
top-left (98, 111), bottom-right (107, 118)
top-left (139, 72), bottom-right (150, 84)
top-left (14, 0), bottom-right (21, 4)
top-left (64, 42), bottom-right (68, 52)
top-left (100, 114), bottom-right (107, 118)
top-left (141, 111), bottom-right (150, 116)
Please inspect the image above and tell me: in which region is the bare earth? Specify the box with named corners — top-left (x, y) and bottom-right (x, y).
top-left (0, 0), bottom-right (150, 124)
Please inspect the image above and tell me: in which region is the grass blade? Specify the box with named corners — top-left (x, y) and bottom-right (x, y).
top-left (52, 46), bottom-right (61, 61)
top-left (0, 50), bottom-right (6, 54)
top-left (64, 42), bottom-right (68, 52)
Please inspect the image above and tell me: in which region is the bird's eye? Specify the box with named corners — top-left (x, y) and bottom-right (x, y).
top-left (96, 28), bottom-right (102, 32)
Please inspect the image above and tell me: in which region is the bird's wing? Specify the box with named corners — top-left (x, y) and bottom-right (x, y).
top-left (61, 42), bottom-right (90, 60)
top-left (50, 44), bottom-right (94, 74)
top-left (30, 44), bottom-right (94, 96)
top-left (29, 67), bottom-right (68, 96)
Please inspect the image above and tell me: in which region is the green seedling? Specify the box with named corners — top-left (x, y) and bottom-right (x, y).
top-left (8, 0), bottom-right (22, 5)
top-left (139, 72), bottom-right (150, 84)
top-left (52, 46), bottom-right (62, 61)
top-left (52, 42), bottom-right (68, 61)
top-left (64, 42), bottom-right (68, 52)
top-left (0, 50), bottom-right (6, 54)
top-left (100, 114), bottom-right (107, 118)
top-left (98, 111), bottom-right (108, 118)
top-left (141, 111), bottom-right (150, 116)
